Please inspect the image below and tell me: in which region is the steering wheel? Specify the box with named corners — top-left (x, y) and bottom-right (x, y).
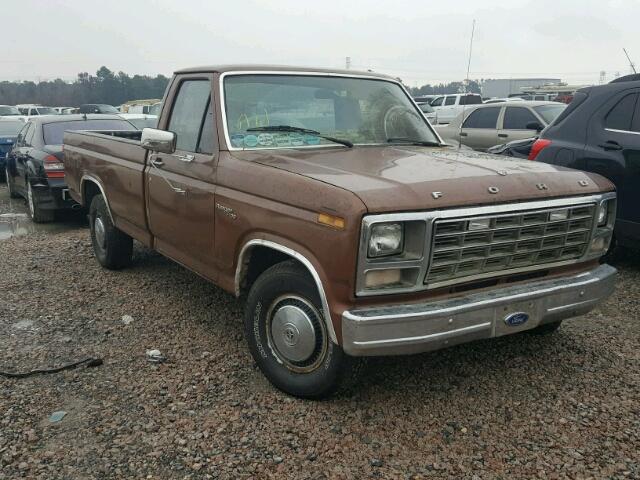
top-left (383, 105), bottom-right (422, 139)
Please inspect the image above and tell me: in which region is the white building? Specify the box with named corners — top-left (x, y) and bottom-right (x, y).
top-left (482, 78), bottom-right (561, 99)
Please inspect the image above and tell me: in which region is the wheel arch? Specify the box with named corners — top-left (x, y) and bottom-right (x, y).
top-left (235, 239), bottom-right (337, 343)
top-left (81, 175), bottom-right (114, 222)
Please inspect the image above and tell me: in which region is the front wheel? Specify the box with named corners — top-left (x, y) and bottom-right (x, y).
top-left (89, 194), bottom-right (133, 269)
top-left (244, 260), bottom-right (348, 398)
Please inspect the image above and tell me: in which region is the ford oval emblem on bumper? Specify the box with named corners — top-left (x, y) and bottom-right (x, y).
top-left (504, 312), bottom-right (529, 327)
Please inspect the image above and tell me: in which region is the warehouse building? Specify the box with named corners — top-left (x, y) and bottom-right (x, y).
top-left (481, 78), bottom-right (561, 98)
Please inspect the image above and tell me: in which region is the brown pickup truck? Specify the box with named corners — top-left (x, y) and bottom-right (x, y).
top-left (64, 65), bottom-right (617, 398)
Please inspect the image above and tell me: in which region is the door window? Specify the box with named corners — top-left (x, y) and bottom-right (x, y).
top-left (605, 93), bottom-right (638, 132)
top-left (431, 97), bottom-right (444, 107)
top-left (24, 124), bottom-right (35, 146)
top-left (503, 107), bottom-right (539, 130)
top-left (444, 96), bottom-right (457, 106)
top-left (168, 80), bottom-right (213, 153)
top-left (633, 94), bottom-right (640, 133)
top-left (462, 107), bottom-right (500, 129)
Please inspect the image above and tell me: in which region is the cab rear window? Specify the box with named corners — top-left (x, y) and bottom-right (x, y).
top-left (43, 119), bottom-right (136, 145)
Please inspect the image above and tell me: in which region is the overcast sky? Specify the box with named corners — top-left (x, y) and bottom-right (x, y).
top-left (2, 0), bottom-right (638, 86)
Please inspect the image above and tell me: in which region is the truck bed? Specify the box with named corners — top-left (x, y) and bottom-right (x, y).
top-left (63, 130), bottom-right (152, 245)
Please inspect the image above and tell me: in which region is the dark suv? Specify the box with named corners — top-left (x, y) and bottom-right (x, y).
top-left (530, 74), bottom-right (640, 249)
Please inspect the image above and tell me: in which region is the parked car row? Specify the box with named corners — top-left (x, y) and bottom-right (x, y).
top-left (4, 115), bottom-right (137, 221)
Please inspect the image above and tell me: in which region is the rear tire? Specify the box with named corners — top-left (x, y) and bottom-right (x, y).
top-left (89, 194), bottom-right (133, 270)
top-left (6, 165), bottom-right (19, 198)
top-left (27, 181), bottom-right (54, 223)
top-left (244, 260), bottom-right (348, 398)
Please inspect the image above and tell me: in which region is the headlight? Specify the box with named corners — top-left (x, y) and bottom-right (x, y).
top-left (368, 222), bottom-right (403, 257)
top-left (597, 201), bottom-right (609, 226)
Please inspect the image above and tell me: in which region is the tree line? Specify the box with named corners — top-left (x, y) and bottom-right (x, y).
top-left (409, 79), bottom-right (482, 96)
top-left (0, 66), bottom-right (170, 107)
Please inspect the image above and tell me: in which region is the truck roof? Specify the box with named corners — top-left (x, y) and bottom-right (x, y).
top-left (174, 64), bottom-right (398, 81)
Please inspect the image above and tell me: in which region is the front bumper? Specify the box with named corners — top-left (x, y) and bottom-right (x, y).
top-left (342, 264), bottom-right (616, 356)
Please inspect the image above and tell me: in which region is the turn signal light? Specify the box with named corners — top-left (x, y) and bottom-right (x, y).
top-left (318, 213), bottom-right (345, 229)
top-left (528, 139), bottom-right (552, 160)
top-left (44, 154), bottom-right (65, 178)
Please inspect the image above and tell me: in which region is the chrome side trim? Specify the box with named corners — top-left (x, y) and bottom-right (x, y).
top-left (234, 239), bottom-right (337, 343)
top-left (80, 174), bottom-right (114, 222)
top-left (604, 128), bottom-right (640, 136)
top-left (356, 192), bottom-right (616, 296)
top-left (218, 70), bottom-right (443, 151)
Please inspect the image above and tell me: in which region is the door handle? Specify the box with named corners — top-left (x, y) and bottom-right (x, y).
top-left (498, 134), bottom-right (508, 138)
top-left (598, 141), bottom-right (623, 151)
top-left (173, 154), bottom-right (195, 163)
top-left (150, 158), bottom-right (164, 167)
top-left (460, 132), bottom-right (468, 137)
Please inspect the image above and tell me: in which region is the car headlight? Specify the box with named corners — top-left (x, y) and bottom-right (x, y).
top-left (597, 200), bottom-right (609, 226)
top-left (368, 222), bottom-right (404, 257)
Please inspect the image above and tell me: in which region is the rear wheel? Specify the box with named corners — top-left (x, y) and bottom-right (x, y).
top-left (89, 194), bottom-right (133, 269)
top-left (5, 165), bottom-right (19, 198)
top-left (27, 181), bottom-right (54, 223)
top-left (244, 260), bottom-right (348, 398)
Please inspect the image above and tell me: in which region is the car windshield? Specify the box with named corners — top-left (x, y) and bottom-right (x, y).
top-left (223, 74), bottom-right (439, 148)
top-left (98, 105), bottom-right (119, 113)
top-left (42, 119), bottom-right (136, 145)
top-left (37, 107), bottom-right (59, 115)
top-left (533, 104), bottom-right (567, 124)
top-left (0, 121), bottom-right (25, 135)
top-left (0, 106), bottom-right (21, 116)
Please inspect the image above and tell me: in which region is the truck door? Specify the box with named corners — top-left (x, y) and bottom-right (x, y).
top-left (146, 74), bottom-right (219, 280)
top-left (583, 90), bottom-right (640, 246)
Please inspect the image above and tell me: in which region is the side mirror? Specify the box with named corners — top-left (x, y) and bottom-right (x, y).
top-left (141, 128), bottom-right (176, 154)
top-left (526, 121), bottom-right (544, 132)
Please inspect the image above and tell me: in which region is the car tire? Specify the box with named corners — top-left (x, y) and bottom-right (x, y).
top-left (89, 194), bottom-right (133, 270)
top-left (244, 260), bottom-right (349, 398)
top-left (5, 165), bottom-right (19, 198)
top-left (27, 181), bottom-right (54, 223)
top-left (527, 321), bottom-right (562, 335)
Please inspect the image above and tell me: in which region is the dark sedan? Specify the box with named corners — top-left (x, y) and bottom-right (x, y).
top-left (0, 119), bottom-right (25, 179)
top-left (5, 115), bottom-right (136, 222)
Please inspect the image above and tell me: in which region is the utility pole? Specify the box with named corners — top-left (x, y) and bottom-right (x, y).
top-left (345, 57), bottom-right (351, 70)
top-left (623, 48), bottom-right (637, 74)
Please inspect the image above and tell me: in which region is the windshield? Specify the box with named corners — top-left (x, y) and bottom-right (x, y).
top-left (223, 74), bottom-right (439, 148)
top-left (533, 104), bottom-right (566, 124)
top-left (0, 106), bottom-right (21, 116)
top-left (0, 121), bottom-right (24, 135)
top-left (37, 107), bottom-right (59, 115)
top-left (42, 119), bottom-right (136, 145)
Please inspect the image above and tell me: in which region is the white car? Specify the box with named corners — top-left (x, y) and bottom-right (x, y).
top-left (118, 113), bottom-right (158, 130)
top-left (15, 104), bottom-right (60, 117)
top-left (416, 102), bottom-right (438, 124)
top-left (0, 105), bottom-right (27, 121)
top-left (429, 93), bottom-right (483, 124)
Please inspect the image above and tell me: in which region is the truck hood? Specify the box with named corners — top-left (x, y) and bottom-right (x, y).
top-left (231, 146), bottom-right (610, 213)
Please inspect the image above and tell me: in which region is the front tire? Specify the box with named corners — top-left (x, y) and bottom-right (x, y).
top-left (244, 260), bottom-right (348, 398)
top-left (27, 181), bottom-right (54, 223)
top-left (89, 194), bottom-right (133, 269)
top-left (527, 321), bottom-right (562, 335)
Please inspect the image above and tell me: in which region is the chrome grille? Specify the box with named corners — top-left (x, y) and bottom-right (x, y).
top-left (425, 204), bottom-right (596, 286)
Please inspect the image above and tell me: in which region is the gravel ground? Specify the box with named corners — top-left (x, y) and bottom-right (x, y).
top-left (1, 182), bottom-right (639, 479)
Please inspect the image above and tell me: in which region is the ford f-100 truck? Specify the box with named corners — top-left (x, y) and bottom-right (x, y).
top-left (64, 65), bottom-right (617, 398)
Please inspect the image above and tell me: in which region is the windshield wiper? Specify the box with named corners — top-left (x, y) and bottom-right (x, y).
top-left (386, 138), bottom-right (442, 147)
top-left (246, 125), bottom-right (353, 148)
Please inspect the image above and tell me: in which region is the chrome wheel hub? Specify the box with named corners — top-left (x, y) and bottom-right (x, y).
top-left (267, 296), bottom-right (327, 372)
top-left (94, 216), bottom-right (106, 248)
